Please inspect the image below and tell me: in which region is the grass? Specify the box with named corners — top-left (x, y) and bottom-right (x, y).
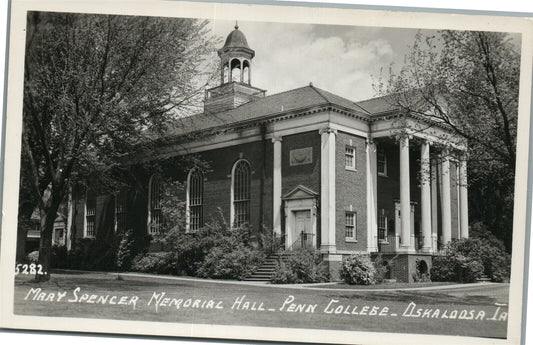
top-left (14, 271), bottom-right (509, 339)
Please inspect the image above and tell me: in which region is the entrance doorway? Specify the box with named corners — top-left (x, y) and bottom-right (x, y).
top-left (292, 210), bottom-right (313, 249)
top-left (282, 185), bottom-right (318, 250)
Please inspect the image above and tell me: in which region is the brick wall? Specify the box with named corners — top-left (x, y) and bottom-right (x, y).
top-left (335, 131), bottom-right (367, 252)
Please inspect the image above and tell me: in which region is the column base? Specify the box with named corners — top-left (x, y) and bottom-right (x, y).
top-left (320, 245), bottom-right (336, 254)
top-left (420, 246), bottom-right (433, 254)
top-left (396, 246), bottom-right (416, 254)
top-left (321, 253), bottom-right (343, 281)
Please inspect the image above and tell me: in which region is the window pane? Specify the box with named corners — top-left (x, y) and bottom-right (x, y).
top-left (149, 175), bottom-right (162, 235)
top-left (233, 161), bottom-right (251, 226)
top-left (189, 169), bottom-right (204, 231)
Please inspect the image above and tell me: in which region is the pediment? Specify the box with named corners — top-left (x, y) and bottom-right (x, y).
top-left (283, 185), bottom-right (318, 200)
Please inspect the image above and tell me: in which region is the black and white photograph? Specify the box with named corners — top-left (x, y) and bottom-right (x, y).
top-left (0, 1), bottom-right (532, 345)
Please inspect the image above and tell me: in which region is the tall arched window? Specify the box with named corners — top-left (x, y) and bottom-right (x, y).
top-left (232, 160), bottom-right (251, 227)
top-left (187, 168), bottom-right (204, 231)
top-left (148, 174), bottom-right (162, 235)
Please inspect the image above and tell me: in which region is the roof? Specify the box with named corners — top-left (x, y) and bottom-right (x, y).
top-left (222, 25), bottom-right (251, 50)
top-left (165, 85), bottom-right (371, 138)
top-left (355, 93), bottom-right (400, 115)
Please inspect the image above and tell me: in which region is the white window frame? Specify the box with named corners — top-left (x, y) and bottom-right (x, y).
top-left (84, 190), bottom-right (96, 238)
top-left (147, 174), bottom-right (162, 236)
top-left (230, 159), bottom-right (252, 228)
top-left (114, 190), bottom-right (127, 234)
top-left (344, 145), bottom-right (356, 171)
top-left (378, 209), bottom-right (388, 244)
top-left (377, 147), bottom-right (388, 177)
top-left (345, 211), bottom-right (357, 242)
top-left (186, 168), bottom-right (204, 232)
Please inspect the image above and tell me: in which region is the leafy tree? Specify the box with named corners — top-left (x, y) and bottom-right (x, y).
top-left (20, 11), bottom-right (218, 281)
top-left (377, 30), bottom-right (520, 250)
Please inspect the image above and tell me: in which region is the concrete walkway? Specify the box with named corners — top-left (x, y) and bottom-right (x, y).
top-left (111, 270), bottom-right (502, 293)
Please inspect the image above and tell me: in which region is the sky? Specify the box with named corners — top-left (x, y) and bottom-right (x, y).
top-left (207, 20), bottom-right (426, 102)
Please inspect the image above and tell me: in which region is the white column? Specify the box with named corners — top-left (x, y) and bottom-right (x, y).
top-left (272, 136), bottom-right (282, 239)
top-left (399, 135), bottom-right (412, 251)
top-left (430, 159), bottom-right (439, 253)
top-left (248, 60), bottom-right (252, 85)
top-left (240, 59), bottom-right (244, 82)
top-left (459, 156), bottom-right (469, 238)
top-left (440, 151), bottom-right (452, 245)
top-left (420, 141), bottom-right (432, 253)
top-left (228, 57), bottom-right (233, 82)
top-left (320, 127), bottom-right (337, 253)
top-left (366, 139), bottom-right (378, 252)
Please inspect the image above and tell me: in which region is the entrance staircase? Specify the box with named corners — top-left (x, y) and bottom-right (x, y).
top-left (244, 253), bottom-right (290, 282)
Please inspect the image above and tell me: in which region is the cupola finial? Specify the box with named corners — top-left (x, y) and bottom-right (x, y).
top-left (235, 21), bottom-right (239, 30)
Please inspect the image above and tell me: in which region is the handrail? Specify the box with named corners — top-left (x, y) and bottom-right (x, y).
top-left (285, 231), bottom-right (315, 251)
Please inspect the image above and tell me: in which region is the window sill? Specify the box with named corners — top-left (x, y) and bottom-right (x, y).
top-left (378, 173), bottom-right (388, 177)
top-left (345, 238), bottom-right (358, 243)
top-left (345, 167), bottom-right (357, 172)
top-left (378, 240), bottom-right (389, 245)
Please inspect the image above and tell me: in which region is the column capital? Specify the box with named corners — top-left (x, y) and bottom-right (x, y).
top-left (319, 127), bottom-right (338, 135)
top-left (271, 135), bottom-right (283, 143)
top-left (421, 138), bottom-right (432, 146)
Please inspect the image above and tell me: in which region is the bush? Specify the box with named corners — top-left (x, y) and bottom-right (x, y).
top-left (197, 245), bottom-right (265, 280)
top-left (130, 252), bottom-right (174, 274)
top-left (27, 251), bottom-right (39, 263)
top-left (51, 245), bottom-right (68, 268)
top-left (431, 226), bottom-right (511, 283)
top-left (340, 254), bottom-right (376, 285)
top-left (431, 254), bottom-right (484, 283)
top-left (271, 248), bottom-right (328, 284)
top-left (116, 230), bottom-right (136, 271)
top-left (372, 254), bottom-right (390, 284)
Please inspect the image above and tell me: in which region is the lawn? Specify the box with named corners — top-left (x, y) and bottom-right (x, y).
top-left (14, 271), bottom-right (509, 339)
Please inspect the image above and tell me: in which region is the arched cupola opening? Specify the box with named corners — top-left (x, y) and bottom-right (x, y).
top-left (204, 24), bottom-right (266, 113)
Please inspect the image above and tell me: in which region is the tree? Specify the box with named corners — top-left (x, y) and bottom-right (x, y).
top-left (20, 12), bottom-right (218, 281)
top-left (377, 30), bottom-right (520, 250)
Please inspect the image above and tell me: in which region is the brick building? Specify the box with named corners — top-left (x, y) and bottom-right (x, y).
top-left (68, 25), bottom-right (469, 282)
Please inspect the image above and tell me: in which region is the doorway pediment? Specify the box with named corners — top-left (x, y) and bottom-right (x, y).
top-left (283, 185), bottom-right (318, 200)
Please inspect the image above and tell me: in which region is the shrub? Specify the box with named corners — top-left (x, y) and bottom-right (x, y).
top-left (270, 248), bottom-right (328, 284)
top-left (130, 252), bottom-right (174, 274)
top-left (431, 254), bottom-right (484, 283)
top-left (340, 254), bottom-right (376, 285)
top-left (197, 244), bottom-right (265, 280)
top-left (270, 262), bottom-right (299, 284)
top-left (372, 254), bottom-right (390, 284)
top-left (50, 245), bottom-right (68, 269)
top-left (115, 230), bottom-right (136, 271)
top-left (412, 258), bottom-right (431, 282)
top-left (27, 251), bottom-right (39, 263)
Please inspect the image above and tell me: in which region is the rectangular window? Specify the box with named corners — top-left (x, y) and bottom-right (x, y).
top-left (345, 212), bottom-right (356, 241)
top-left (378, 209), bottom-right (388, 243)
top-left (115, 191), bottom-right (128, 233)
top-left (85, 191), bottom-right (96, 238)
top-left (345, 146), bottom-right (356, 170)
top-left (377, 148), bottom-right (387, 176)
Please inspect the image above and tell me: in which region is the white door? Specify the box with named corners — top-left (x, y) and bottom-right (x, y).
top-left (293, 210), bottom-right (313, 249)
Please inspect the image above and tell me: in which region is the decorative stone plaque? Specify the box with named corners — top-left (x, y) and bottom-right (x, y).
top-left (290, 147), bottom-right (313, 166)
